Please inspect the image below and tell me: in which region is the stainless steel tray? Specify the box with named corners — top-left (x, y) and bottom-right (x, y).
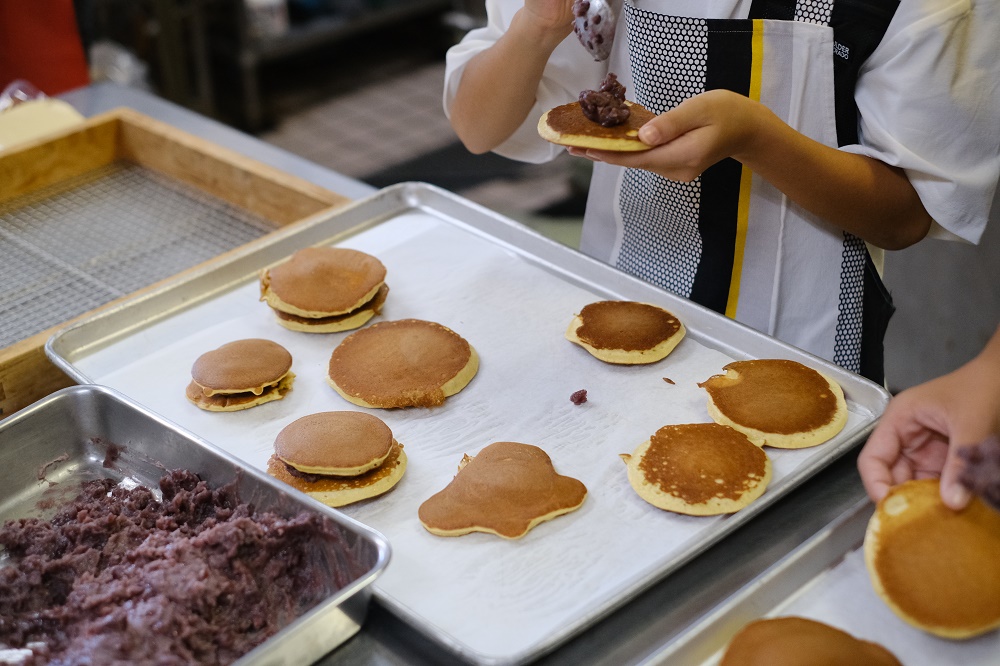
top-left (647, 499), bottom-right (1000, 665)
top-left (0, 384), bottom-right (390, 665)
top-left (45, 182), bottom-right (890, 665)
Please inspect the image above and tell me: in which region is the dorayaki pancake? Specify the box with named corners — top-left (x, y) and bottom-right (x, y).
top-left (273, 283), bottom-right (389, 333)
top-left (566, 300), bottom-right (686, 364)
top-left (185, 339), bottom-right (294, 412)
top-left (327, 318), bottom-right (479, 409)
top-left (259, 246), bottom-right (387, 330)
top-left (621, 423), bottom-right (772, 515)
top-left (719, 616), bottom-right (902, 666)
top-left (864, 478), bottom-right (1000, 639)
top-left (698, 359), bottom-right (847, 449)
top-left (538, 100), bottom-right (655, 151)
top-left (274, 411), bottom-right (394, 476)
top-left (418, 442), bottom-right (587, 539)
top-left (266, 441), bottom-right (406, 508)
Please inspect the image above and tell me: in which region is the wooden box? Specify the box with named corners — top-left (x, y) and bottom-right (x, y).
top-left (0, 107), bottom-right (350, 418)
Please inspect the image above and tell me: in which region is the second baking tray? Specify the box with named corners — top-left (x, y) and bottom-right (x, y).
top-left (647, 498), bottom-right (1000, 665)
top-left (46, 182), bottom-right (890, 665)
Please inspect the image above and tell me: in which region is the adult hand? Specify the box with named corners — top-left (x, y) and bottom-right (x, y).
top-left (858, 328), bottom-right (1000, 510)
top-left (567, 89), bottom-right (764, 181)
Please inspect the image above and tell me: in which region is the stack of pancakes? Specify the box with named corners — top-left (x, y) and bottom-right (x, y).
top-left (327, 318), bottom-right (479, 408)
top-left (566, 300), bottom-right (686, 364)
top-left (418, 442), bottom-right (587, 539)
top-left (698, 359), bottom-right (847, 449)
top-left (864, 478), bottom-right (1000, 639)
top-left (185, 339), bottom-right (294, 411)
top-left (266, 411), bottom-right (406, 507)
top-left (719, 617), bottom-right (901, 665)
top-left (259, 246), bottom-right (388, 332)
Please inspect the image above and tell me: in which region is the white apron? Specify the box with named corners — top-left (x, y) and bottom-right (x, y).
top-left (580, 0), bottom-right (898, 382)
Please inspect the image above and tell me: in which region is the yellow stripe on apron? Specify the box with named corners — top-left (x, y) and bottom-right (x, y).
top-left (726, 19), bottom-right (765, 319)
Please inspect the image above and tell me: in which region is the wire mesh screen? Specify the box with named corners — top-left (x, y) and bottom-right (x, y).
top-left (0, 162), bottom-right (277, 348)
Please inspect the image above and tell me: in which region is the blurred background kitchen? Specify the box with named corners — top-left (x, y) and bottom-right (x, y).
top-left (9, 0), bottom-right (1000, 393)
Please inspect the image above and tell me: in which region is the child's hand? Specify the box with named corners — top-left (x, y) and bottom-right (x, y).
top-left (521, 0), bottom-right (577, 33)
top-left (567, 89), bottom-right (764, 180)
top-left (858, 331), bottom-right (1000, 510)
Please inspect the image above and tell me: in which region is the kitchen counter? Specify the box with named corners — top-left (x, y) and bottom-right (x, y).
top-left (58, 83), bottom-right (871, 666)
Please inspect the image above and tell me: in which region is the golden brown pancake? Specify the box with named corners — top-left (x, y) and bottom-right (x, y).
top-left (864, 478), bottom-right (1000, 639)
top-left (698, 359), bottom-right (847, 449)
top-left (566, 300), bottom-right (685, 364)
top-left (259, 246), bottom-right (388, 332)
top-left (274, 411), bottom-right (394, 476)
top-left (719, 616), bottom-right (902, 666)
top-left (418, 442), bottom-right (587, 539)
top-left (621, 423), bottom-right (772, 515)
top-left (538, 101), bottom-right (655, 151)
top-left (327, 319), bottom-right (479, 409)
top-left (266, 441), bottom-right (406, 508)
top-left (185, 339), bottom-right (294, 412)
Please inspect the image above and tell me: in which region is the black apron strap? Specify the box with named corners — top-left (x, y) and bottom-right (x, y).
top-left (860, 249), bottom-right (895, 384)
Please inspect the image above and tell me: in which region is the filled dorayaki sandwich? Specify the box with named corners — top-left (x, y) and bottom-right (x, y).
top-left (266, 411), bottom-right (406, 507)
top-left (259, 246), bottom-right (388, 332)
top-left (621, 423), bottom-right (771, 516)
top-left (327, 318), bottom-right (479, 409)
top-left (719, 616), bottom-right (902, 666)
top-left (418, 441), bottom-right (587, 539)
top-left (698, 359), bottom-right (847, 449)
top-left (864, 478), bottom-right (1000, 639)
top-left (538, 73), bottom-right (655, 151)
top-left (566, 300), bottom-right (685, 364)
top-left (185, 338), bottom-right (294, 412)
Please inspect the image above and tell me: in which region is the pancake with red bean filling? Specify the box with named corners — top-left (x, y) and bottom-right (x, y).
top-left (698, 359), bottom-right (847, 449)
top-left (418, 442), bottom-right (587, 539)
top-left (566, 300), bottom-right (685, 364)
top-left (621, 423), bottom-right (771, 515)
top-left (864, 478), bottom-right (1000, 639)
top-left (720, 617), bottom-right (901, 666)
top-left (327, 319), bottom-right (478, 409)
top-left (539, 100), bottom-right (654, 151)
top-left (260, 246), bottom-right (388, 332)
top-left (267, 411), bottom-right (406, 507)
top-left (185, 338), bottom-right (294, 411)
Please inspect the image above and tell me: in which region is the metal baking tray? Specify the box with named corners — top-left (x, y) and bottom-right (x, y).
top-left (0, 384), bottom-right (390, 665)
top-left (647, 499), bottom-right (1000, 665)
top-left (44, 182), bottom-right (890, 665)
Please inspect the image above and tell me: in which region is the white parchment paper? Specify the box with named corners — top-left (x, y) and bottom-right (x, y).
top-left (74, 211), bottom-right (871, 664)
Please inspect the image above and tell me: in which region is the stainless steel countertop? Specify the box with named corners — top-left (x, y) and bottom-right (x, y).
top-left (59, 83), bottom-right (870, 666)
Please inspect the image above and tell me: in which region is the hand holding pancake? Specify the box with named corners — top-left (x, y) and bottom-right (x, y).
top-left (859, 327), bottom-right (1000, 510)
top-left (566, 89), bottom-right (765, 183)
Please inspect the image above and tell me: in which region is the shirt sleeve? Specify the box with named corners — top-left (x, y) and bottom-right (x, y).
top-left (443, 0), bottom-right (608, 164)
top-left (844, 0), bottom-right (999, 244)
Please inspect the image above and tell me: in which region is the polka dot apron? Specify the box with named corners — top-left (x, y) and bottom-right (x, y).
top-left (580, 0), bottom-right (897, 382)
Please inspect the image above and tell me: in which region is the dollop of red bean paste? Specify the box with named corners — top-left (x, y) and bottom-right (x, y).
top-left (579, 73), bottom-right (631, 127)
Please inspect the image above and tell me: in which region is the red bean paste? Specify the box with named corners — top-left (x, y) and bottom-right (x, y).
top-left (0, 469), bottom-right (361, 665)
top-left (570, 389), bottom-right (589, 405)
top-left (579, 73), bottom-right (630, 127)
top-left (959, 435), bottom-right (1000, 511)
